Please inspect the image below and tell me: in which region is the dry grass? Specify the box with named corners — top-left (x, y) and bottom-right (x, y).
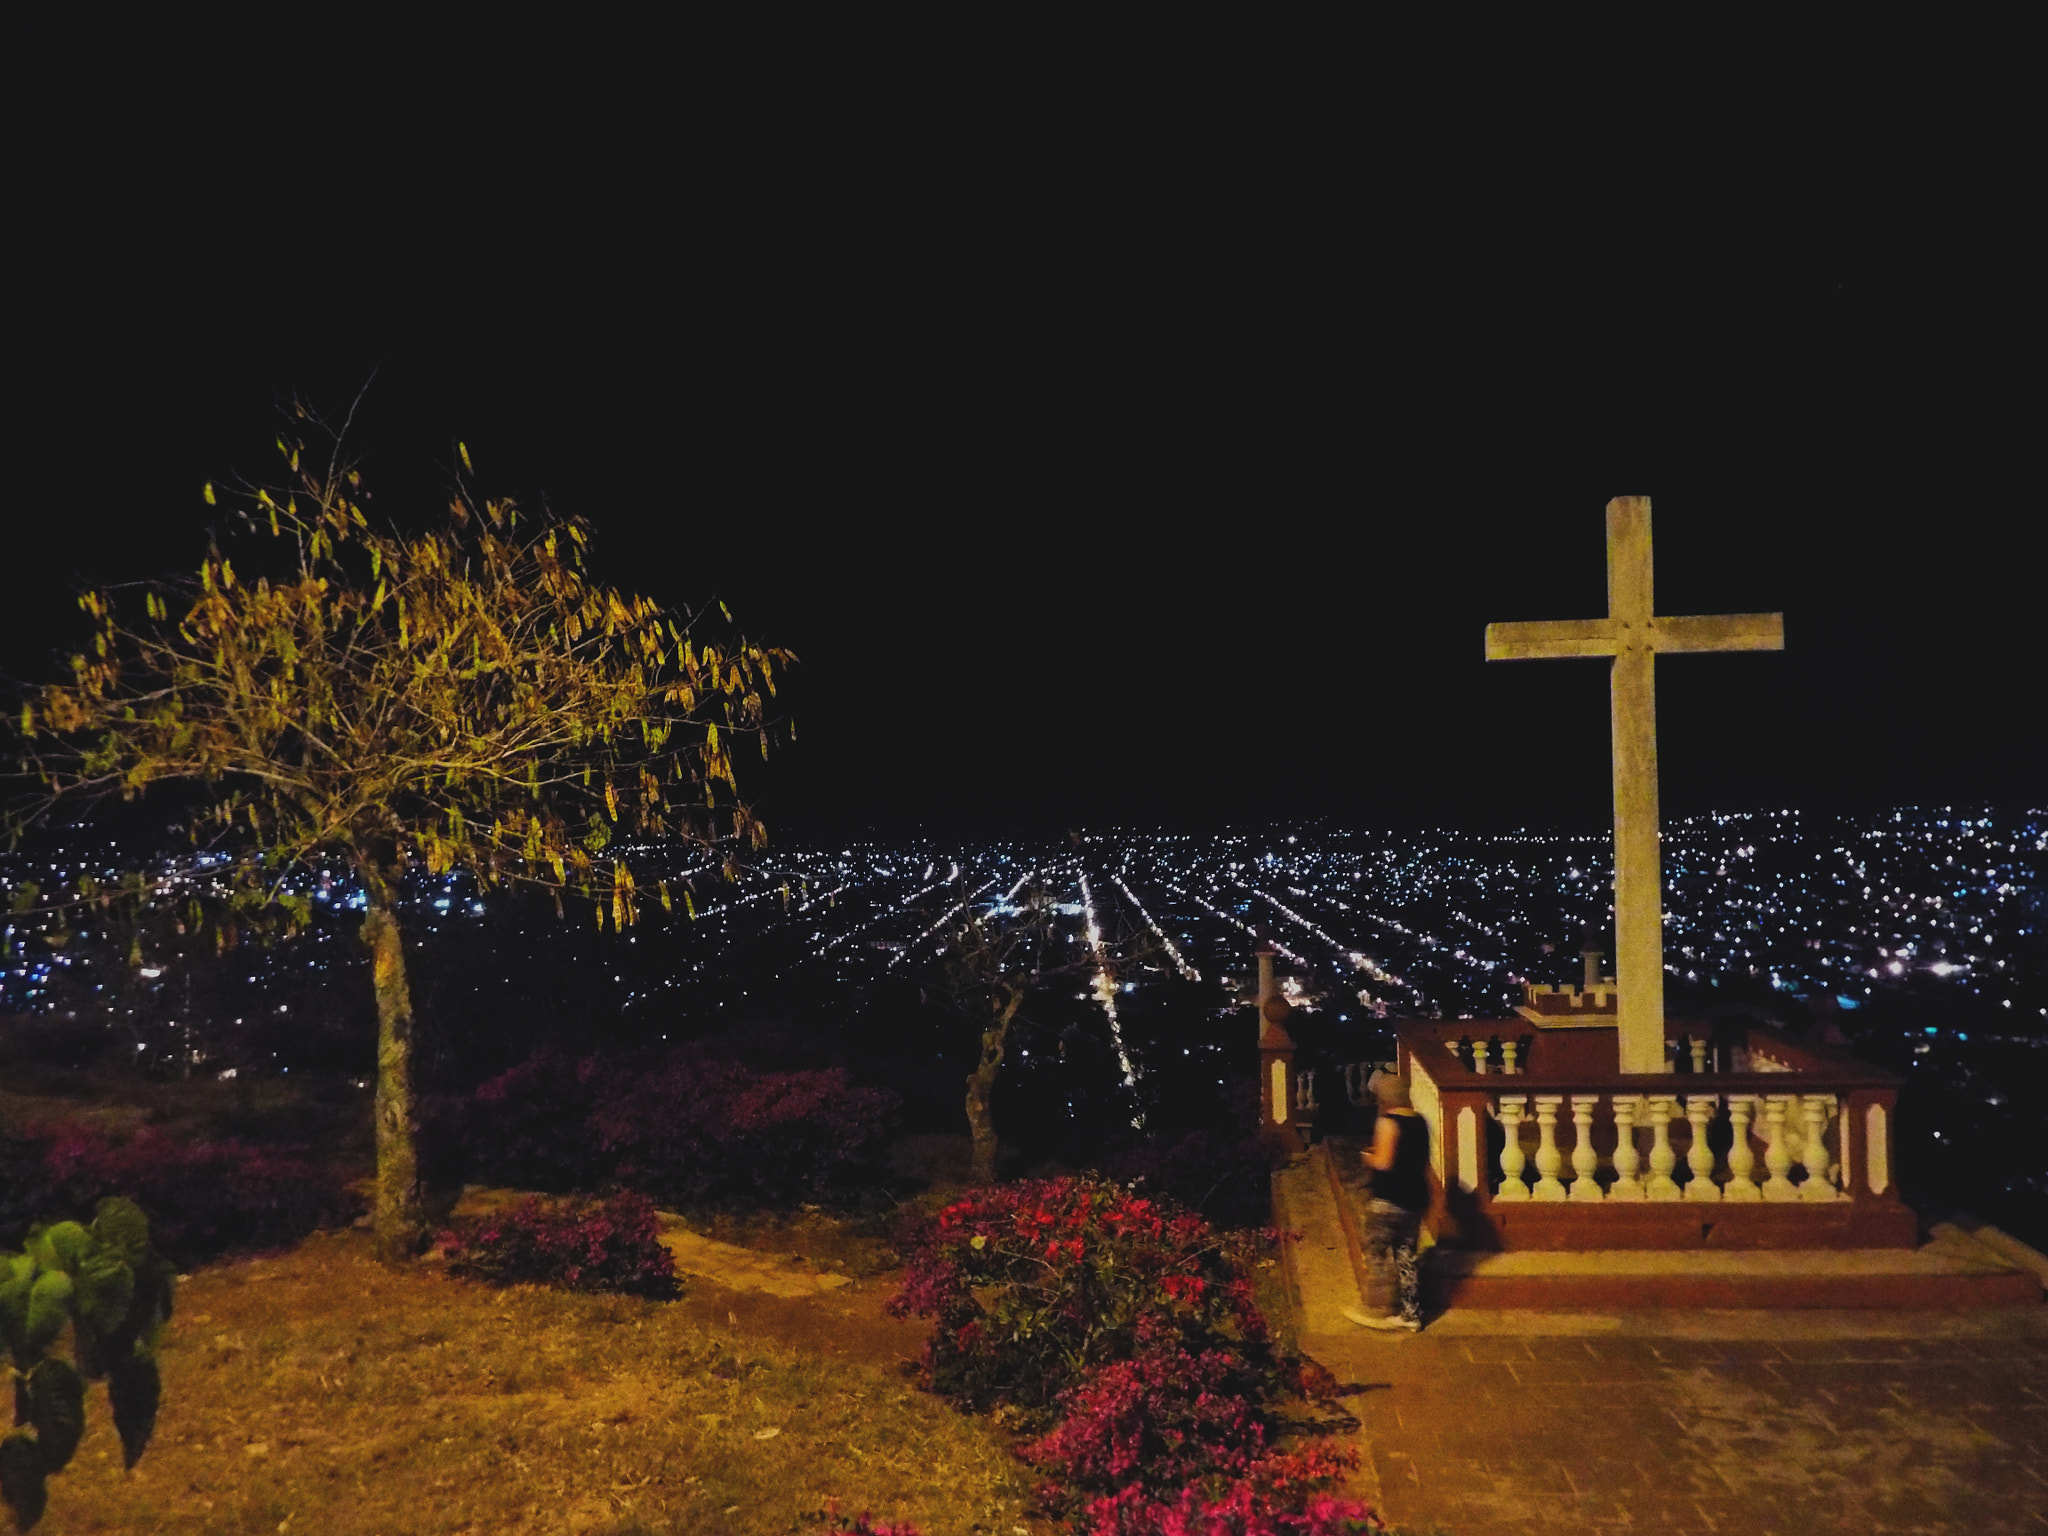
top-left (33, 1228), bottom-right (1038, 1535)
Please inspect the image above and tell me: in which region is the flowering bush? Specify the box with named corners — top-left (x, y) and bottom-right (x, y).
top-left (893, 1176), bottom-right (1380, 1531)
top-left (1022, 1341), bottom-right (1271, 1500)
top-left (439, 1192), bottom-right (679, 1298)
top-left (1074, 1448), bottom-right (1382, 1534)
top-left (462, 1046), bottom-right (899, 1206)
top-left (1021, 1341), bottom-right (1377, 1528)
top-left (32, 1124), bottom-right (355, 1265)
top-left (889, 1175), bottom-right (1273, 1410)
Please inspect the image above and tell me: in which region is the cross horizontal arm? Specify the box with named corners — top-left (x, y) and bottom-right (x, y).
top-left (1486, 618), bottom-right (1617, 661)
top-left (1649, 613), bottom-right (1784, 654)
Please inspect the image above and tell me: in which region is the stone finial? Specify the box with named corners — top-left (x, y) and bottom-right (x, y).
top-left (1259, 991), bottom-right (1296, 1050)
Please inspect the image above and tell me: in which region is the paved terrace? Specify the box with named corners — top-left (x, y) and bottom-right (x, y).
top-left (1277, 1157), bottom-right (2048, 1534)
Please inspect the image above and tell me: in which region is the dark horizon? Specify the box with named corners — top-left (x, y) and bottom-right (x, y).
top-left (7, 189), bottom-right (2039, 843)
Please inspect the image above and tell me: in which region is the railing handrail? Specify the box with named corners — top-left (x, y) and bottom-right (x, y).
top-left (1392, 1018), bottom-right (1903, 1092)
top-left (1436, 1068), bottom-right (1902, 1092)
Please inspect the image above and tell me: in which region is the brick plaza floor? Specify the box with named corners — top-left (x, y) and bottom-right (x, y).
top-left (1279, 1161), bottom-right (2048, 1533)
top-left (1305, 1311), bottom-right (2048, 1533)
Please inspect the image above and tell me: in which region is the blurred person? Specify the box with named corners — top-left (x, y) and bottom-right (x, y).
top-left (1341, 1068), bottom-right (1428, 1332)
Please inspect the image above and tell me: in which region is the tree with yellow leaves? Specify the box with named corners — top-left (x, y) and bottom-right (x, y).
top-left (8, 419), bottom-right (789, 1260)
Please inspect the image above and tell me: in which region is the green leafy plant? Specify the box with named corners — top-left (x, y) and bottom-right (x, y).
top-left (0, 1197), bottom-right (172, 1531)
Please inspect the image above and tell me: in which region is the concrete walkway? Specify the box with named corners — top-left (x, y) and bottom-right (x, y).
top-left (1276, 1157), bottom-right (2048, 1533)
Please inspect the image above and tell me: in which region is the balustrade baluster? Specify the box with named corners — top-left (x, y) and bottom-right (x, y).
top-left (1683, 1095), bottom-right (1720, 1202)
top-left (1608, 1094), bottom-right (1644, 1200)
top-left (1760, 1096), bottom-right (1798, 1201)
top-left (1495, 1095), bottom-right (1529, 1200)
top-left (1644, 1094), bottom-right (1681, 1200)
top-left (1531, 1095), bottom-right (1568, 1200)
top-left (1723, 1095), bottom-right (1761, 1200)
top-left (1799, 1095), bottom-right (1838, 1201)
top-left (1500, 1039), bottom-right (1520, 1075)
top-left (1568, 1095), bottom-right (1603, 1201)
top-left (1689, 1038), bottom-right (1710, 1074)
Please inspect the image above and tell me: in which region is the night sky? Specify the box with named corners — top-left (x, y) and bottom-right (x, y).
top-left (6, 133), bottom-right (2037, 842)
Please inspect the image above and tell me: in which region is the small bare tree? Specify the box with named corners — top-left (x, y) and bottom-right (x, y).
top-left (8, 418), bottom-right (789, 1259)
top-left (925, 878), bottom-right (1147, 1183)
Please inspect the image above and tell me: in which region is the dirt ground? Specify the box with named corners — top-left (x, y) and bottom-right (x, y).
top-left (7, 1099), bottom-right (1321, 1534)
top-left (28, 1227), bottom-right (1041, 1536)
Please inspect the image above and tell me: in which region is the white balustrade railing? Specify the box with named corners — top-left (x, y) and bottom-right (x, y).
top-left (1488, 1091), bottom-right (1845, 1203)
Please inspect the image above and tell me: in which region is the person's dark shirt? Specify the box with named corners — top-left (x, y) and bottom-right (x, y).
top-left (1374, 1113), bottom-right (1430, 1213)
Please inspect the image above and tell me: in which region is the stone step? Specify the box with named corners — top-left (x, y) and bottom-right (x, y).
top-left (1430, 1225), bottom-right (2045, 1309)
top-left (1285, 1144), bottom-right (2045, 1315)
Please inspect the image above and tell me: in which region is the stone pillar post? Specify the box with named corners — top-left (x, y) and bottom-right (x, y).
top-left (1723, 1095), bottom-right (1761, 1200)
top-left (1531, 1096), bottom-right (1568, 1200)
top-left (1644, 1094), bottom-right (1682, 1200)
top-left (1608, 1095), bottom-right (1645, 1200)
top-left (1254, 943), bottom-right (1301, 1154)
top-left (1683, 1095), bottom-right (1721, 1202)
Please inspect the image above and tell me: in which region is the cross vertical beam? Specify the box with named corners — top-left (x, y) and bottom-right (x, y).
top-left (1607, 498), bottom-right (1665, 1073)
top-left (1486, 496), bottom-right (1784, 1075)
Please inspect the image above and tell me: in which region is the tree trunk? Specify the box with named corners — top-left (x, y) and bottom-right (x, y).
top-left (360, 879), bottom-right (424, 1262)
top-left (965, 991), bottom-right (1024, 1184)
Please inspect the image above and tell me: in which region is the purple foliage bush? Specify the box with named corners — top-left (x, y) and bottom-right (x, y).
top-left (892, 1175), bottom-right (1380, 1532)
top-left (439, 1191), bottom-right (679, 1297)
top-left (1021, 1338), bottom-right (1378, 1530)
top-left (889, 1174), bottom-right (1272, 1410)
top-left (1021, 1341), bottom-right (1271, 1499)
top-left (1073, 1451), bottom-right (1382, 1535)
top-left (463, 1045), bottom-right (898, 1207)
top-left (32, 1123), bottom-right (354, 1264)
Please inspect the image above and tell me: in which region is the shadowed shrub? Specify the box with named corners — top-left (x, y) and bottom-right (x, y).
top-left (439, 1192), bottom-right (679, 1298)
top-left (30, 1125), bottom-right (355, 1266)
top-left (462, 1045), bottom-right (899, 1208)
top-left (1099, 1125), bottom-right (1280, 1232)
top-left (0, 1126), bottom-right (58, 1252)
top-left (459, 1053), bottom-right (613, 1191)
top-left (592, 1049), bottom-right (898, 1206)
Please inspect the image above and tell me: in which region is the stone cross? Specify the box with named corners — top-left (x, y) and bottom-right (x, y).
top-left (1486, 497), bottom-right (1783, 1073)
